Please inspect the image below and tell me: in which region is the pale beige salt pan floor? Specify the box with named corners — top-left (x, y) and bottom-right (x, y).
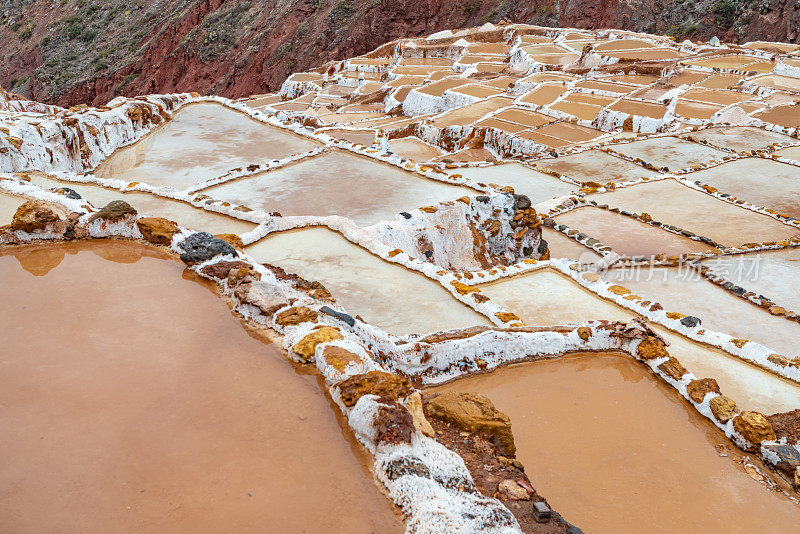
top-left (202, 150), bottom-right (477, 226)
top-left (541, 228), bottom-right (602, 262)
top-left (682, 158), bottom-right (800, 217)
top-left (453, 163), bottom-right (576, 204)
top-left (609, 137), bottom-right (728, 170)
top-left (554, 207), bottom-right (716, 257)
top-left (476, 268), bottom-right (800, 413)
top-left (26, 173), bottom-right (255, 236)
top-left (387, 137), bottom-right (444, 161)
top-left (683, 127), bottom-right (792, 152)
top-left (0, 191), bottom-right (28, 224)
top-left (94, 102), bottom-right (322, 189)
top-left (589, 179), bottom-right (798, 246)
top-left (432, 353), bottom-right (800, 534)
top-left (702, 248), bottom-right (800, 313)
top-left (246, 227), bottom-right (491, 335)
top-left (602, 266), bottom-right (800, 357)
top-left (532, 150), bottom-right (662, 183)
top-left (0, 241), bottom-right (403, 534)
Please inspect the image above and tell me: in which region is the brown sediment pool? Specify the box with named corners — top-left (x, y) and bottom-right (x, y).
top-left (26, 173), bottom-right (255, 236)
top-left (589, 179), bottom-right (798, 246)
top-left (476, 269), bottom-right (800, 413)
top-left (246, 227), bottom-right (492, 335)
top-left (0, 241), bottom-right (403, 533)
top-left (533, 150), bottom-right (661, 183)
top-left (553, 207), bottom-right (716, 257)
top-left (202, 150), bottom-right (477, 226)
top-left (431, 352), bottom-right (800, 533)
top-left (94, 103), bottom-right (322, 189)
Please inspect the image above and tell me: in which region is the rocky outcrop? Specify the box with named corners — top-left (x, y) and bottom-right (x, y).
top-left (425, 391), bottom-right (516, 457)
top-left (136, 216), bottom-right (179, 245)
top-left (89, 200), bottom-right (137, 223)
top-left (733, 411), bottom-right (776, 450)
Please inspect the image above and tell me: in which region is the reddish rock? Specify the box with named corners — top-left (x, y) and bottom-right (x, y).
top-left (732, 411), bottom-right (776, 450)
top-left (199, 260), bottom-right (252, 280)
top-left (636, 336), bottom-right (669, 360)
top-left (11, 200), bottom-right (60, 232)
top-left (214, 233), bottom-right (244, 249)
top-left (658, 357), bottom-right (688, 381)
top-left (291, 326), bottom-right (342, 363)
top-left (322, 345), bottom-right (362, 372)
top-left (275, 306), bottom-right (318, 326)
top-left (710, 395), bottom-right (738, 424)
top-left (136, 217), bottom-right (179, 245)
top-left (686, 378), bottom-right (720, 403)
top-left (375, 400), bottom-right (415, 445)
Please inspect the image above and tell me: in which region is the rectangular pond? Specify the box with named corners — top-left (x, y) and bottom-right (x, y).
top-left (246, 227), bottom-right (491, 335)
top-left (609, 137), bottom-right (727, 171)
top-left (203, 150), bottom-right (478, 226)
top-left (94, 103), bottom-right (323, 189)
top-left (453, 163), bottom-right (576, 204)
top-left (533, 150), bottom-right (661, 183)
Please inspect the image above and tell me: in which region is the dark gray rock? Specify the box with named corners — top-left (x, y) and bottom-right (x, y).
top-left (51, 187), bottom-right (81, 200)
top-left (513, 194), bottom-right (532, 211)
top-left (762, 444), bottom-right (800, 474)
top-left (89, 200), bottom-right (137, 222)
top-left (385, 456), bottom-right (430, 481)
top-left (680, 316), bottom-right (701, 328)
top-left (178, 232), bottom-right (237, 263)
top-left (475, 195), bottom-right (490, 203)
top-left (320, 305), bottom-right (356, 327)
top-left (400, 212), bottom-right (412, 219)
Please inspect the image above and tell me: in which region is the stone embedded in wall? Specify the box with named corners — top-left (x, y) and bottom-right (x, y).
top-left (658, 357), bottom-right (688, 381)
top-left (405, 391), bottom-right (435, 437)
top-left (337, 370), bottom-right (413, 407)
top-left (686, 378), bottom-right (720, 403)
top-left (214, 233), bottom-right (244, 250)
top-left (732, 411), bottom-right (776, 450)
top-left (89, 200), bottom-right (137, 223)
top-left (200, 260), bottom-right (252, 280)
top-left (291, 326), bottom-right (343, 362)
top-left (710, 395), bottom-right (739, 424)
top-left (636, 336), bottom-right (669, 360)
top-left (235, 280), bottom-right (291, 316)
top-left (178, 232), bottom-right (237, 263)
top-left (424, 391), bottom-right (516, 458)
top-left (275, 305), bottom-right (318, 326)
top-left (322, 345), bottom-right (363, 372)
top-left (375, 400), bottom-right (415, 445)
top-left (136, 217), bottom-right (179, 245)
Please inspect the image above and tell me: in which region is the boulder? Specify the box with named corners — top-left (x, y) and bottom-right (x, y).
top-left (636, 336), bottom-right (669, 360)
top-left (337, 371), bottom-right (412, 407)
top-left (425, 391), bottom-right (516, 457)
top-left (576, 326), bottom-right (592, 341)
top-left (384, 456), bottom-right (430, 481)
top-left (686, 378), bottom-right (720, 403)
top-left (291, 326), bottom-right (342, 363)
top-left (178, 232), bottom-right (237, 263)
top-left (375, 400), bottom-right (415, 445)
top-left (214, 233), bottom-right (244, 249)
top-left (680, 315), bottom-right (701, 328)
top-left (11, 200), bottom-right (60, 232)
top-left (710, 395), bottom-right (738, 423)
top-left (136, 217), bottom-right (178, 245)
top-left (200, 260), bottom-right (252, 280)
top-left (275, 306), bottom-right (318, 326)
top-left (89, 200), bottom-right (137, 222)
top-left (732, 411), bottom-right (776, 449)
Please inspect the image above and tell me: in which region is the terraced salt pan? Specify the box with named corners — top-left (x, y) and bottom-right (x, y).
top-left (203, 150), bottom-right (477, 226)
top-left (553, 207), bottom-right (715, 257)
top-left (684, 159), bottom-right (800, 217)
top-left (589, 180), bottom-right (798, 246)
top-left (387, 137), bottom-right (444, 161)
top-left (610, 137), bottom-right (727, 170)
top-left (433, 353), bottom-right (800, 534)
top-left (94, 103), bottom-right (322, 189)
top-left (541, 229), bottom-right (602, 262)
top-left (534, 150), bottom-right (661, 183)
top-left (602, 266), bottom-right (800, 358)
top-left (454, 163), bottom-right (576, 203)
top-left (0, 241), bottom-right (402, 533)
top-left (703, 248), bottom-right (800, 313)
top-left (684, 127), bottom-right (791, 152)
top-left (477, 269), bottom-right (800, 413)
top-left (246, 227), bottom-right (491, 335)
top-left (27, 173), bottom-right (255, 236)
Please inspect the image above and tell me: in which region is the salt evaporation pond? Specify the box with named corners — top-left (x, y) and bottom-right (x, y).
top-left (589, 179), bottom-right (798, 246)
top-left (534, 150), bottom-right (662, 183)
top-left (683, 159), bottom-right (800, 218)
top-left (703, 248), bottom-right (800, 313)
top-left (387, 137), bottom-right (444, 161)
top-left (453, 163), bottom-right (576, 204)
top-left (542, 228), bottom-right (602, 262)
top-left (602, 266), bottom-right (800, 357)
top-left (204, 150), bottom-right (477, 226)
top-left (0, 241), bottom-right (402, 533)
top-left (94, 103), bottom-right (322, 189)
top-left (554, 207), bottom-right (715, 257)
top-left (433, 353), bottom-right (800, 534)
top-left (246, 227), bottom-right (491, 335)
top-left (684, 127), bottom-right (791, 152)
top-left (477, 269), bottom-right (800, 413)
top-left (28, 173), bottom-right (255, 236)
top-left (0, 192), bottom-right (28, 224)
top-left (610, 137), bottom-right (727, 170)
